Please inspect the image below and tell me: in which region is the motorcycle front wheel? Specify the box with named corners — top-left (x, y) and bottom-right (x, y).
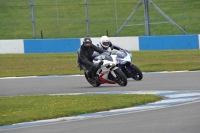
top-left (113, 68), bottom-right (127, 86)
top-left (130, 64), bottom-right (143, 80)
top-left (84, 72), bottom-right (101, 87)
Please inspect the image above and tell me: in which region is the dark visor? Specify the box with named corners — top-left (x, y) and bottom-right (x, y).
top-left (103, 42), bottom-right (109, 46)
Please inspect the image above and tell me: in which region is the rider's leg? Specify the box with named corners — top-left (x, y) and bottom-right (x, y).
top-left (87, 70), bottom-right (96, 84)
top-left (81, 64), bottom-right (95, 84)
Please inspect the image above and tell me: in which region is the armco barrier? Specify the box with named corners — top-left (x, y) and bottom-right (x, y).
top-left (139, 35), bottom-right (199, 50)
top-left (199, 34), bottom-right (200, 49)
top-left (87, 36), bottom-right (140, 51)
top-left (0, 40), bottom-right (24, 54)
top-left (24, 38), bottom-right (80, 53)
top-left (0, 35), bottom-right (199, 54)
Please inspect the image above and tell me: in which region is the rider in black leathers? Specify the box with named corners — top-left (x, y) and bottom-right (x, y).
top-left (77, 37), bottom-right (104, 81)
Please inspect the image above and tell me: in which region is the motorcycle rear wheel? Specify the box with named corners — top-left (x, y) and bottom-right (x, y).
top-left (84, 72), bottom-right (101, 87)
top-left (114, 68), bottom-right (127, 86)
top-left (130, 64), bottom-right (143, 80)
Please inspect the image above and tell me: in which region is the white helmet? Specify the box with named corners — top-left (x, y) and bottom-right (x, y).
top-left (100, 36), bottom-right (110, 48)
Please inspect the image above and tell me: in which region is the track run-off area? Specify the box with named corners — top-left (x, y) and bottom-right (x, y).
top-left (1, 71), bottom-right (200, 133)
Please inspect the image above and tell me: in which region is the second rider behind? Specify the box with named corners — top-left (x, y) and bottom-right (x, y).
top-left (93, 35), bottom-right (123, 57)
top-left (98, 35), bottom-right (123, 51)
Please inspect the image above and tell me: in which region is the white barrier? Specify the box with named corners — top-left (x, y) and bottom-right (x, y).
top-left (0, 35), bottom-right (199, 54)
top-left (199, 34), bottom-right (200, 49)
top-left (0, 40), bottom-right (24, 54)
top-left (81, 36), bottom-right (140, 51)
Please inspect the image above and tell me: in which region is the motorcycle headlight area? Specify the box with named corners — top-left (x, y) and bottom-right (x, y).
top-left (105, 63), bottom-right (115, 68)
top-left (118, 59), bottom-right (126, 64)
top-left (120, 61), bottom-right (127, 64)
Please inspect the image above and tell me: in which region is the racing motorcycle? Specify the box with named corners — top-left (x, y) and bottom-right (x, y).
top-left (111, 49), bottom-right (143, 81)
top-left (84, 52), bottom-right (127, 87)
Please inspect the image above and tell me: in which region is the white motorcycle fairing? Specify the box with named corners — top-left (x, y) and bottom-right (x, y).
top-left (85, 52), bottom-right (127, 87)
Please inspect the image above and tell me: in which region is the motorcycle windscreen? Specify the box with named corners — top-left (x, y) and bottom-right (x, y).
top-left (94, 53), bottom-right (113, 61)
top-left (116, 51), bottom-right (126, 58)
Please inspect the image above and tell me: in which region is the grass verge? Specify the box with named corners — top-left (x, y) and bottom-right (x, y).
top-left (0, 50), bottom-right (200, 77)
top-left (0, 94), bottom-right (162, 126)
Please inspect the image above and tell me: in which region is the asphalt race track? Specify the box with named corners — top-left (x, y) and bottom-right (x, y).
top-left (1, 71), bottom-right (200, 133)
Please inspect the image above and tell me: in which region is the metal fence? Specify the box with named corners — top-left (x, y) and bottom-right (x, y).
top-left (0, 0), bottom-right (200, 39)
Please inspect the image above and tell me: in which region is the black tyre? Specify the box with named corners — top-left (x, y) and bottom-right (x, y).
top-left (113, 68), bottom-right (127, 86)
top-left (130, 64), bottom-right (143, 80)
top-left (84, 72), bottom-right (101, 87)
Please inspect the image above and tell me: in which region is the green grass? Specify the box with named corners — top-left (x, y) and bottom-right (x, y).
top-left (0, 94), bottom-right (162, 126)
top-left (0, 50), bottom-right (200, 78)
top-left (0, 0), bottom-right (200, 39)
top-left (135, 50), bottom-right (200, 72)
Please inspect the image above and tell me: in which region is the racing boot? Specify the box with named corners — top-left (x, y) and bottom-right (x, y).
top-left (87, 71), bottom-right (96, 84)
